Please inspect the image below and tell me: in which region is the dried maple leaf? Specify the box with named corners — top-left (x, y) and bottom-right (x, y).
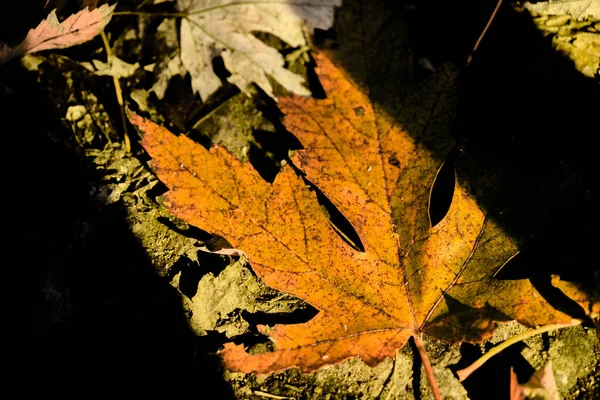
top-left (127, 50), bottom-right (595, 381)
top-left (165, 0), bottom-right (341, 101)
top-left (0, 4), bottom-right (116, 66)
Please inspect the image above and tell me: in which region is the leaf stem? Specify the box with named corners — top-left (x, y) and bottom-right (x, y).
top-left (189, 98), bottom-right (234, 132)
top-left (101, 31), bottom-right (131, 153)
top-left (456, 319), bottom-right (583, 382)
top-left (413, 335), bottom-right (442, 400)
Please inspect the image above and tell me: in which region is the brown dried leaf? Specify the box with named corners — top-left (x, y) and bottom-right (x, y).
top-left (0, 3), bottom-right (116, 66)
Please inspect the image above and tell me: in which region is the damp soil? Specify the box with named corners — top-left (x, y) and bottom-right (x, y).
top-left (4, 0), bottom-right (598, 398)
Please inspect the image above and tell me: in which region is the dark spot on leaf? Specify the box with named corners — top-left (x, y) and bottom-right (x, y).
top-left (354, 106), bottom-right (365, 116)
top-left (388, 154), bottom-right (401, 168)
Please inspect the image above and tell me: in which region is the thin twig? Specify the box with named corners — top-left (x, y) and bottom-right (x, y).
top-left (466, 0), bottom-right (503, 66)
top-left (253, 390), bottom-right (294, 400)
top-left (456, 319), bottom-right (583, 382)
top-left (189, 99), bottom-right (232, 131)
top-left (100, 31), bottom-right (131, 153)
top-left (413, 335), bottom-right (441, 400)
top-left (136, 0), bottom-right (154, 9)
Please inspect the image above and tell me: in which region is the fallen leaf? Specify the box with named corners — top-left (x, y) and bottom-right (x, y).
top-left (80, 55), bottom-right (140, 78)
top-left (520, 4), bottom-right (600, 78)
top-left (164, 0), bottom-right (341, 101)
top-left (127, 49), bottom-right (595, 375)
top-left (522, 0), bottom-right (600, 21)
top-left (186, 259), bottom-right (305, 337)
top-left (0, 4), bottom-right (116, 66)
top-left (511, 362), bottom-right (561, 400)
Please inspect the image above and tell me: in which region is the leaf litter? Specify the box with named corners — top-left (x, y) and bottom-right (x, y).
top-left (155, 0), bottom-right (341, 101)
top-left (11, 0), bottom-right (599, 398)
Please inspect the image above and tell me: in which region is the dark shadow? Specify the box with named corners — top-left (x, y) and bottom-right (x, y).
top-left (241, 306), bottom-right (319, 327)
top-left (3, 47), bottom-right (233, 399)
top-left (408, 337), bottom-right (424, 400)
top-left (0, 1), bottom-right (48, 47)
top-left (248, 129), bottom-right (299, 183)
top-left (156, 215), bottom-right (214, 242)
top-left (425, 294), bottom-right (512, 343)
top-left (172, 253), bottom-right (229, 298)
top-left (450, 342), bottom-right (532, 400)
top-left (248, 96), bottom-right (303, 183)
top-left (306, 2), bottom-right (597, 396)
top-left (314, 0), bottom-right (598, 319)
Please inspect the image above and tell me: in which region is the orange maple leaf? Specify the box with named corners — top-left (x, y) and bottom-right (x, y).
top-left (127, 52), bottom-right (594, 382)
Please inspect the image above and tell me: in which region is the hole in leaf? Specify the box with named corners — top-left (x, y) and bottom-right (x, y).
top-left (429, 149), bottom-right (456, 227)
top-left (241, 305), bottom-right (318, 327)
top-left (248, 128), bottom-right (302, 183)
top-left (211, 55), bottom-right (231, 80)
top-left (305, 178), bottom-right (365, 252)
top-left (247, 142), bottom-right (280, 183)
top-left (306, 56), bottom-right (327, 99)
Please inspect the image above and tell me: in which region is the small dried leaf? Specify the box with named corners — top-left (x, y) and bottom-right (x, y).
top-left (0, 4), bottom-right (116, 66)
top-left (167, 0), bottom-right (341, 100)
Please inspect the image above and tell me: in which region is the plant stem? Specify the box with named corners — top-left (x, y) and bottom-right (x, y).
top-left (456, 319), bottom-right (583, 382)
top-left (466, 0), bottom-right (503, 66)
top-left (114, 1), bottom-right (329, 17)
top-left (413, 335), bottom-right (441, 400)
top-left (101, 31), bottom-right (131, 153)
top-left (112, 11), bottom-right (188, 17)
